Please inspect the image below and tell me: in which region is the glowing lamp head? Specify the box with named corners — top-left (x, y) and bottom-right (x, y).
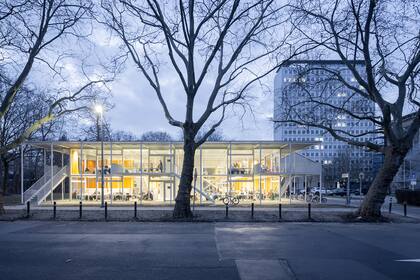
top-left (94, 104), bottom-right (103, 114)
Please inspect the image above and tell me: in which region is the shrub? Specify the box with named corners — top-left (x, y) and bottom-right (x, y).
top-left (395, 189), bottom-right (420, 206)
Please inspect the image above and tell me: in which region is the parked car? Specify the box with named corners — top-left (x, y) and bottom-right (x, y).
top-left (310, 187), bottom-right (331, 195)
top-left (330, 188), bottom-right (347, 197)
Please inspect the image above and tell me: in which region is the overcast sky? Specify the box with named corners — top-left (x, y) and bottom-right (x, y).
top-left (89, 22), bottom-right (277, 141)
top-left (105, 63), bottom-right (274, 140)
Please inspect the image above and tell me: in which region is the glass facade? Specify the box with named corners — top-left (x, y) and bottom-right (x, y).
top-left (24, 141), bottom-right (320, 205)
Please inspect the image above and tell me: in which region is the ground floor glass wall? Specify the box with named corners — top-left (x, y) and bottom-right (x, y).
top-left (58, 142), bottom-right (318, 205)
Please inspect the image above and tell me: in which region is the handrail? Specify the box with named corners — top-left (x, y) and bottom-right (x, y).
top-left (23, 165), bottom-right (59, 203)
top-left (35, 166), bottom-right (69, 204)
top-left (23, 165), bottom-right (68, 204)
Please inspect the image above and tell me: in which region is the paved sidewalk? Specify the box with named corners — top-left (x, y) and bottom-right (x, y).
top-left (1, 221), bottom-right (420, 280)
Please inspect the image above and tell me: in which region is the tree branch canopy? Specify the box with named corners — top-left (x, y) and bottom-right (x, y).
top-left (101, 0), bottom-right (303, 146)
top-left (280, 0), bottom-right (420, 153)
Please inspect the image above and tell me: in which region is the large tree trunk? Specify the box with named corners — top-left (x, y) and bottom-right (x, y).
top-left (173, 138), bottom-right (196, 218)
top-left (1, 158), bottom-right (9, 195)
top-left (358, 146), bottom-right (408, 218)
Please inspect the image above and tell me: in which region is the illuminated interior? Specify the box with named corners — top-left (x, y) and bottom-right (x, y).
top-left (24, 141), bottom-right (321, 205)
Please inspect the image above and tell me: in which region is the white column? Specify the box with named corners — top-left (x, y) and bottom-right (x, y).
top-left (69, 149), bottom-right (72, 201)
top-left (61, 152), bottom-right (64, 200)
top-left (278, 147), bottom-right (281, 203)
top-left (80, 142), bottom-right (83, 202)
top-left (289, 143), bottom-right (292, 204)
top-left (50, 142), bottom-right (54, 203)
top-left (95, 148), bottom-right (98, 201)
top-left (226, 143), bottom-right (229, 196)
top-left (110, 141), bottom-right (113, 204)
top-left (20, 144), bottom-right (24, 204)
top-left (199, 146), bottom-right (203, 204)
top-left (140, 142), bottom-right (143, 205)
top-left (229, 142), bottom-right (232, 195)
top-left (259, 142), bottom-right (262, 205)
top-left (43, 149), bottom-right (46, 185)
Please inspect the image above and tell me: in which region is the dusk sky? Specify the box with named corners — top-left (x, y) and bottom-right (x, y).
top-left (86, 22), bottom-right (276, 141)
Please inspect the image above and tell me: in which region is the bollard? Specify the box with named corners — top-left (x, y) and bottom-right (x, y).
top-left (79, 201), bottom-right (82, 219)
top-left (26, 201), bottom-right (30, 217)
top-left (251, 203), bottom-right (254, 218)
top-left (278, 203), bottom-right (282, 220)
top-left (404, 202), bottom-right (407, 217)
top-left (225, 205), bottom-right (229, 218)
top-left (308, 203), bottom-right (311, 219)
top-left (105, 202), bottom-right (108, 220)
top-left (53, 201), bottom-right (56, 220)
top-left (134, 201), bottom-right (137, 219)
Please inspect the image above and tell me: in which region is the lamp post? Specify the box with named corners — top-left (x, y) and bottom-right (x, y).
top-left (94, 105), bottom-right (105, 207)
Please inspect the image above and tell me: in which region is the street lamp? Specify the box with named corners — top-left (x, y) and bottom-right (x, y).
top-left (94, 104), bottom-right (105, 207)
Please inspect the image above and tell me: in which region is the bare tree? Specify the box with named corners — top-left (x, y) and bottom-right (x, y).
top-left (141, 131), bottom-right (172, 142)
top-left (0, 0), bottom-right (112, 212)
top-left (195, 128), bottom-right (225, 141)
top-left (278, 0), bottom-right (420, 218)
top-left (101, 0), bottom-right (302, 217)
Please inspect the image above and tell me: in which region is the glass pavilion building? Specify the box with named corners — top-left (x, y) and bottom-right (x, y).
top-left (21, 141), bottom-right (321, 206)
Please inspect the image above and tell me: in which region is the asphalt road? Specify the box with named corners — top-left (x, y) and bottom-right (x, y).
top-left (1, 221), bottom-right (419, 280)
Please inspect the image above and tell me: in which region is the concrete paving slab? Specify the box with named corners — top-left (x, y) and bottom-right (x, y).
top-left (236, 259), bottom-right (296, 280)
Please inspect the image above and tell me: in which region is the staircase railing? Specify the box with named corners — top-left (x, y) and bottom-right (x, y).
top-left (35, 166), bottom-right (69, 204)
top-left (173, 173), bottom-right (215, 202)
top-left (279, 176), bottom-right (292, 198)
top-left (23, 165), bottom-right (68, 204)
top-left (23, 165), bottom-right (59, 203)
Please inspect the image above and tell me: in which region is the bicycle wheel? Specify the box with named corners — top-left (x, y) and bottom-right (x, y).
top-left (232, 197), bottom-right (240, 205)
top-left (223, 197), bottom-right (230, 205)
top-left (321, 197), bottom-right (327, 203)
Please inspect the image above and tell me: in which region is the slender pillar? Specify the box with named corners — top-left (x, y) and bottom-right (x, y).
top-left (278, 147), bottom-right (281, 202)
top-left (61, 153), bottom-right (64, 200)
top-left (229, 142), bottom-right (232, 195)
top-left (50, 142), bottom-right (54, 203)
top-left (289, 144), bottom-right (292, 204)
top-left (140, 142), bottom-right (143, 205)
top-left (69, 149), bottom-right (72, 201)
top-left (259, 143), bottom-right (262, 205)
top-left (80, 142), bottom-right (83, 202)
top-left (251, 148), bottom-right (254, 201)
top-left (121, 148), bottom-right (124, 195)
top-left (199, 146), bottom-right (203, 204)
top-left (110, 141), bottom-right (113, 204)
top-left (43, 149), bottom-right (46, 185)
top-left (172, 144), bottom-right (176, 200)
top-left (95, 148), bottom-right (98, 201)
top-left (20, 144), bottom-right (24, 204)
top-left (226, 143), bottom-right (229, 196)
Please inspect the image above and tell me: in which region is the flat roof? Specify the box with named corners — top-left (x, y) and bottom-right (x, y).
top-left (25, 140), bottom-right (319, 153)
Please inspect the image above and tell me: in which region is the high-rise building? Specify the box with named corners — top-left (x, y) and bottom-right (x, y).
top-left (274, 60), bottom-right (377, 188)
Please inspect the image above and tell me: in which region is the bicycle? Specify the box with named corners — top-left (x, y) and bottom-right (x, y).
top-left (310, 194), bottom-right (327, 203)
top-left (223, 195), bottom-right (240, 206)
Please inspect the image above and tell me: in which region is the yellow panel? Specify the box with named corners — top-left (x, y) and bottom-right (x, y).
top-left (124, 177), bottom-right (134, 188)
top-left (86, 178), bottom-right (96, 188)
top-left (124, 160), bottom-right (134, 168)
top-left (71, 150), bottom-right (79, 174)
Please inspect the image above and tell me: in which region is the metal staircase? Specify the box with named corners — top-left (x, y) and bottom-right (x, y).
top-left (279, 176), bottom-right (292, 198)
top-left (23, 165), bottom-right (69, 205)
top-left (174, 174), bottom-right (215, 202)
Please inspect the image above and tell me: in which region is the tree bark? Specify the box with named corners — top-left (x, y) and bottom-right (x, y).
top-left (173, 138), bottom-right (196, 218)
top-left (1, 157), bottom-right (9, 195)
top-left (358, 146), bottom-right (409, 218)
